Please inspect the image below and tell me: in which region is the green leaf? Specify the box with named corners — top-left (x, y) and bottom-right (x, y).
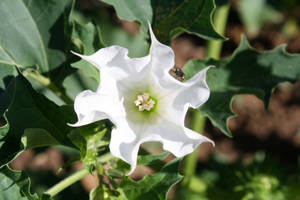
top-left (95, 10), bottom-right (149, 58)
top-left (21, 128), bottom-right (60, 149)
top-left (0, 73), bottom-right (77, 167)
top-left (0, 0), bottom-right (72, 73)
top-left (70, 21), bottom-right (104, 83)
top-left (0, 65), bottom-right (17, 91)
top-left (183, 35), bottom-right (300, 137)
top-left (69, 9), bottom-right (149, 85)
top-left (119, 159), bottom-right (183, 200)
top-left (68, 121), bottom-right (110, 171)
top-left (100, 0), bottom-right (225, 43)
top-left (0, 0), bottom-right (74, 108)
top-left (62, 69), bottom-right (98, 100)
top-left (99, 0), bottom-right (152, 36)
top-left (0, 166), bottom-right (39, 200)
top-left (90, 184), bottom-right (123, 200)
top-left (137, 152), bottom-right (168, 166)
top-left (68, 7), bottom-right (103, 84)
top-left (238, 0), bottom-right (282, 36)
top-left (109, 151), bottom-right (169, 178)
top-left (137, 152), bottom-right (169, 172)
top-left (0, 76), bottom-right (14, 117)
top-left (89, 186), bottom-right (106, 200)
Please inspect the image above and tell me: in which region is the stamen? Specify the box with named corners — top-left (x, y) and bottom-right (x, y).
top-left (134, 93), bottom-right (155, 111)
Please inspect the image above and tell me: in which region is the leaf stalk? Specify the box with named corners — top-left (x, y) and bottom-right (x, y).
top-left (206, 3), bottom-right (230, 59)
top-left (26, 71), bottom-right (73, 104)
top-left (45, 168), bottom-right (89, 197)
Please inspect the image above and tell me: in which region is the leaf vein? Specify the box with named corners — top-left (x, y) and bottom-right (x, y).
top-left (0, 44), bottom-right (18, 66)
top-left (0, 60), bottom-right (16, 66)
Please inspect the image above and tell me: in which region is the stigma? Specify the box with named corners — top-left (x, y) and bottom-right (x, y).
top-left (134, 93), bottom-right (155, 111)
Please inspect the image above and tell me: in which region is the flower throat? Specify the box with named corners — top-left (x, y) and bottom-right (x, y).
top-left (134, 93), bottom-right (155, 111)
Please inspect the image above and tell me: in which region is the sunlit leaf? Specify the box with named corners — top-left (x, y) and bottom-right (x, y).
top-left (0, 0), bottom-right (72, 73)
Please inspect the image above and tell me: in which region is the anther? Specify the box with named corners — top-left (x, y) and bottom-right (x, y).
top-left (134, 93), bottom-right (155, 111)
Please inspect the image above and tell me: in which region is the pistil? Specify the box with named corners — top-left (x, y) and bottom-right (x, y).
top-left (134, 93), bottom-right (155, 111)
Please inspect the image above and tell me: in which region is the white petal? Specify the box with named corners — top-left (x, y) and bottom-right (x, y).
top-left (157, 66), bottom-right (212, 125)
top-left (71, 24), bottom-right (214, 177)
top-left (96, 67), bottom-right (119, 98)
top-left (109, 120), bottom-right (141, 175)
top-left (144, 121), bottom-right (214, 157)
top-left (72, 46), bottom-right (151, 82)
top-left (109, 117), bottom-right (214, 175)
top-left (148, 22), bottom-right (178, 89)
top-left (173, 66), bottom-right (212, 109)
top-left (69, 90), bottom-right (125, 127)
top-left (148, 22), bottom-right (212, 102)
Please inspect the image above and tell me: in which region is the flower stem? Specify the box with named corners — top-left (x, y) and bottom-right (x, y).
top-left (45, 168), bottom-right (89, 197)
top-left (206, 2), bottom-right (230, 59)
top-left (26, 71), bottom-right (73, 104)
top-left (45, 152), bottom-right (113, 197)
top-left (181, 110), bottom-right (206, 187)
top-left (180, 1), bottom-right (230, 188)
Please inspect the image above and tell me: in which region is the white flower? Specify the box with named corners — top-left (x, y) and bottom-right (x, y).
top-left (70, 23), bottom-right (214, 175)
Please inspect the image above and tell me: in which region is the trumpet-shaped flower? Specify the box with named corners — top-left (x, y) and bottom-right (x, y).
top-left (70, 24), bottom-right (214, 174)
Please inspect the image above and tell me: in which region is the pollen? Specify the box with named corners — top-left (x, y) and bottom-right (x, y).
top-left (134, 93), bottom-right (155, 111)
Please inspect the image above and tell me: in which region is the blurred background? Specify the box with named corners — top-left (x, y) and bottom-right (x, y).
top-left (10, 0), bottom-right (300, 199)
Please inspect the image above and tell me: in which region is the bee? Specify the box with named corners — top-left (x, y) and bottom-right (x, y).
top-left (169, 66), bottom-right (185, 82)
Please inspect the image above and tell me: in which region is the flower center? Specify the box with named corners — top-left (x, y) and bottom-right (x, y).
top-left (134, 93), bottom-right (155, 111)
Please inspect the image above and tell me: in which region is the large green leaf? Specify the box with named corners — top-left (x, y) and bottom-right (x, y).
top-left (119, 159), bottom-right (182, 200)
top-left (183, 35), bottom-right (300, 137)
top-left (0, 166), bottom-right (39, 200)
top-left (0, 0), bottom-right (74, 110)
top-left (100, 0), bottom-right (224, 43)
top-left (0, 73), bottom-right (77, 167)
top-left (0, 0), bottom-right (71, 74)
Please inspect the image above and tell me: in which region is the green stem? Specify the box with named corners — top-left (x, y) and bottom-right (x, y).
top-left (45, 168), bottom-right (89, 197)
top-left (180, 2), bottom-right (230, 188)
top-left (98, 152), bottom-right (114, 163)
top-left (26, 71), bottom-right (73, 104)
top-left (181, 111), bottom-right (206, 186)
top-left (45, 152), bottom-right (113, 197)
top-left (206, 3), bottom-right (230, 59)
